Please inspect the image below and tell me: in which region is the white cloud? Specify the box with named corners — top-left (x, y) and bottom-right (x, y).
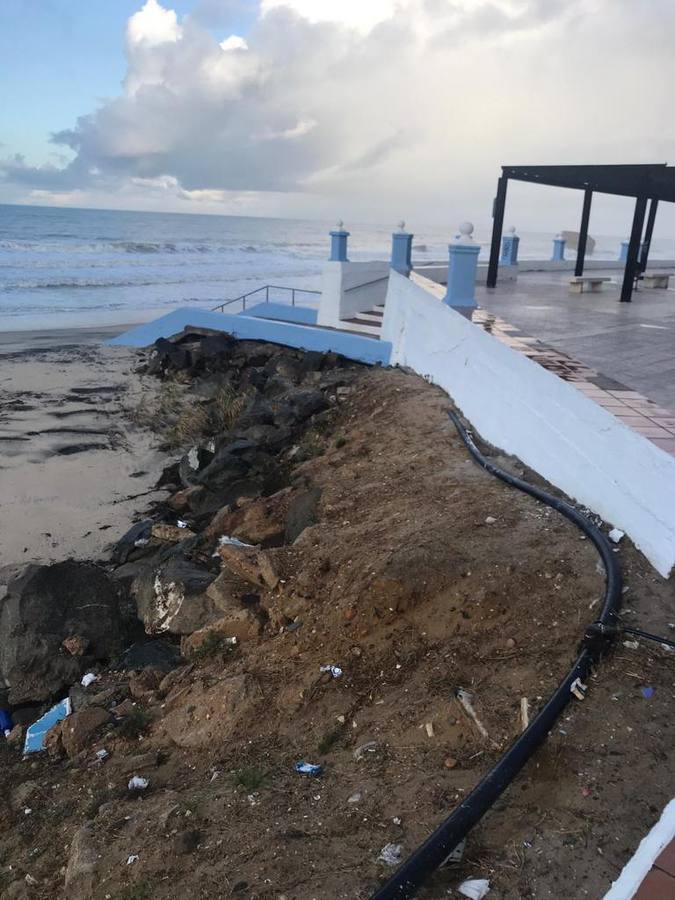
top-left (127, 0), bottom-right (181, 46)
top-left (220, 34), bottom-right (248, 50)
top-left (4, 0), bottom-right (675, 230)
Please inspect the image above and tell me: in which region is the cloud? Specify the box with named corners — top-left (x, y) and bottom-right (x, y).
top-left (4, 0), bottom-right (675, 228)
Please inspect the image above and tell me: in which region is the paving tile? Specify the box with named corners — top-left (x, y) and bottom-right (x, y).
top-left (650, 438), bottom-right (675, 454)
top-left (634, 426), bottom-right (673, 438)
top-left (649, 418), bottom-right (675, 429)
top-left (655, 839), bottom-right (675, 877)
top-left (633, 866), bottom-right (675, 899)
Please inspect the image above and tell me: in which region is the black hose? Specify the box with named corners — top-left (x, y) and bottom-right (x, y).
top-left (370, 410), bottom-right (622, 900)
top-left (622, 626), bottom-right (675, 650)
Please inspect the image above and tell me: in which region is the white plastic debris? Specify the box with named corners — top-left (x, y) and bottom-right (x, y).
top-left (95, 749), bottom-right (109, 762)
top-left (320, 665), bottom-right (343, 679)
top-left (128, 776), bottom-right (149, 791)
top-left (126, 855), bottom-right (139, 866)
top-left (81, 673), bottom-right (98, 688)
top-left (378, 843), bottom-right (403, 867)
top-left (485, 516), bottom-right (497, 525)
top-left (609, 528), bottom-right (625, 544)
top-left (347, 792), bottom-right (362, 804)
top-left (441, 838), bottom-right (466, 866)
top-left (353, 741), bottom-right (378, 761)
top-left (212, 535), bottom-right (253, 555)
top-left (623, 640), bottom-right (639, 650)
top-left (570, 677), bottom-right (588, 701)
top-left (458, 878), bottom-right (490, 899)
top-left (456, 688), bottom-right (493, 744)
top-left (134, 538), bottom-right (149, 547)
top-left (176, 519), bottom-right (189, 529)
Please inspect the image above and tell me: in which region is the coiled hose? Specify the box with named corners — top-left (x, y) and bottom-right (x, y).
top-left (370, 410), bottom-right (623, 900)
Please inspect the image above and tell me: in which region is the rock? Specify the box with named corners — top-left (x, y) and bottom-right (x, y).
top-left (64, 824), bottom-right (98, 897)
top-left (112, 519), bottom-right (154, 564)
top-left (178, 445), bottom-right (215, 488)
top-left (285, 487), bottom-right (321, 543)
top-left (151, 523), bottom-right (196, 543)
top-left (129, 668), bottom-right (161, 700)
top-left (0, 561), bottom-right (137, 705)
top-left (61, 707), bottom-right (110, 758)
top-left (274, 389), bottom-right (328, 426)
top-left (6, 724), bottom-right (24, 746)
top-left (133, 559), bottom-right (217, 636)
top-left (117, 640), bottom-right (182, 672)
top-left (167, 486), bottom-right (201, 511)
top-left (62, 635), bottom-right (89, 657)
top-left (2, 881), bottom-right (32, 899)
top-left (162, 674), bottom-right (258, 749)
top-left (444, 756), bottom-right (458, 770)
top-left (147, 337), bottom-right (190, 377)
top-left (205, 489), bottom-right (291, 547)
top-left (118, 750), bottom-right (161, 775)
top-left (217, 543), bottom-right (279, 589)
top-left (205, 569), bottom-right (257, 609)
top-left (181, 610), bottom-right (261, 656)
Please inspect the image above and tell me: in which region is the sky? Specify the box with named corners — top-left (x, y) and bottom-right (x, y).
top-left (1, 0), bottom-right (675, 234)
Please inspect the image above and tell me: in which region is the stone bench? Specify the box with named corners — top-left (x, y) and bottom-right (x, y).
top-left (642, 272), bottom-right (672, 289)
top-left (569, 276), bottom-right (611, 294)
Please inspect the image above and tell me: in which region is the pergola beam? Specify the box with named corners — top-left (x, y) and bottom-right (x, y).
top-left (620, 196), bottom-right (648, 302)
top-left (487, 176), bottom-right (508, 288)
top-left (575, 189), bottom-right (593, 277)
top-left (639, 198), bottom-right (659, 273)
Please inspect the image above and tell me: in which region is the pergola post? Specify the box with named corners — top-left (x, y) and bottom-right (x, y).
top-left (620, 196), bottom-right (648, 302)
top-left (487, 175), bottom-right (508, 288)
top-left (574, 189), bottom-right (593, 277)
top-left (639, 198), bottom-right (658, 273)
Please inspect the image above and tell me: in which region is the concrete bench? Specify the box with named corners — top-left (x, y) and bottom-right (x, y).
top-left (642, 272), bottom-right (673, 289)
top-left (569, 276), bottom-right (611, 294)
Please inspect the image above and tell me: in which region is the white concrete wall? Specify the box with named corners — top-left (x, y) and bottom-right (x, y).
top-left (317, 260), bottom-right (391, 328)
top-left (381, 270), bottom-right (675, 577)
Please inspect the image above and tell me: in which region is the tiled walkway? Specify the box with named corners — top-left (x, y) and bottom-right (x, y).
top-left (470, 309), bottom-right (675, 456)
top-left (634, 839), bottom-right (675, 898)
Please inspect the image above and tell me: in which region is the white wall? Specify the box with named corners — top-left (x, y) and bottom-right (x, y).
top-left (381, 270), bottom-right (675, 577)
top-left (414, 263), bottom-right (518, 284)
top-left (318, 260), bottom-right (391, 328)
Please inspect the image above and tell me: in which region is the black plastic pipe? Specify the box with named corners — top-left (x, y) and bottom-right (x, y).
top-left (370, 411), bottom-right (622, 900)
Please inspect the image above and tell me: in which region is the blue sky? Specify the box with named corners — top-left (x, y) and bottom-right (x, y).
top-left (1, 0), bottom-right (675, 232)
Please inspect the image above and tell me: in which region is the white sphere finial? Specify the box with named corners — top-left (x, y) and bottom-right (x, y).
top-left (397, 219), bottom-right (406, 232)
top-left (506, 225), bottom-right (516, 235)
top-left (337, 219), bottom-right (344, 230)
top-left (456, 221), bottom-right (475, 244)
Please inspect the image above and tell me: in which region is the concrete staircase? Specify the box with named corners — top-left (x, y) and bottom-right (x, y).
top-left (340, 304), bottom-right (384, 336)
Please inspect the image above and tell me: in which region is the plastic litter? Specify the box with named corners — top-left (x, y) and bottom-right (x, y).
top-left (126, 855), bottom-right (139, 866)
top-left (458, 878), bottom-right (490, 899)
top-left (294, 761), bottom-right (324, 776)
top-left (23, 698), bottom-right (72, 754)
top-left (353, 741), bottom-right (378, 761)
top-left (320, 665), bottom-right (343, 679)
top-left (378, 843), bottom-right (403, 867)
top-left (608, 528), bottom-right (625, 544)
top-left (128, 776), bottom-right (149, 791)
top-left (455, 688), bottom-right (494, 744)
top-left (485, 516), bottom-right (497, 525)
top-left (441, 837), bottom-right (466, 866)
top-left (176, 519), bottom-right (189, 528)
top-left (95, 749), bottom-right (109, 762)
top-left (216, 535), bottom-right (252, 548)
top-left (642, 686), bottom-right (654, 699)
top-left (81, 672), bottom-right (98, 688)
top-left (623, 640), bottom-right (639, 650)
top-left (570, 678), bottom-right (588, 701)
top-left (134, 538), bottom-right (150, 547)
top-left (0, 709), bottom-right (12, 737)
top-left (347, 791), bottom-right (362, 804)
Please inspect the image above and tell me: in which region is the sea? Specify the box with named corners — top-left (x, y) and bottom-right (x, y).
top-left (2, 203), bottom-right (674, 332)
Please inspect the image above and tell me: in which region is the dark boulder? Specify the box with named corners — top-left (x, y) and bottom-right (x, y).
top-left (147, 338), bottom-right (190, 377)
top-left (0, 562), bottom-right (138, 705)
top-left (112, 519), bottom-right (154, 565)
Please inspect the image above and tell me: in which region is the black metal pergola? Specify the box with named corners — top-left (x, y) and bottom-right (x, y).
top-left (486, 163), bottom-right (675, 301)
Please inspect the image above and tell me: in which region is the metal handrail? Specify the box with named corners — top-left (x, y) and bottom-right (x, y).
top-left (212, 284), bottom-right (320, 313)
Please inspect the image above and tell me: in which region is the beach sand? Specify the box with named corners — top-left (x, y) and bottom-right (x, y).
top-left (0, 325), bottom-right (169, 588)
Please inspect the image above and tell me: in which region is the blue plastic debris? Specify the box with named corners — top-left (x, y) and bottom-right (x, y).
top-left (294, 761), bottom-right (324, 776)
top-left (642, 686), bottom-right (654, 699)
top-left (23, 698), bottom-right (72, 754)
top-left (0, 709), bottom-right (12, 735)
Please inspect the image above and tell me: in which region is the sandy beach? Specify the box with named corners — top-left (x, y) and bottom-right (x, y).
top-left (0, 327), bottom-right (169, 588)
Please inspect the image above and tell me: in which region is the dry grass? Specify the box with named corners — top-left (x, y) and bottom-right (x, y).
top-left (130, 380), bottom-right (248, 449)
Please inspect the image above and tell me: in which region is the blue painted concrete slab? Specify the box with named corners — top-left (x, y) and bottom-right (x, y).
top-left (242, 302), bottom-right (318, 325)
top-left (24, 697), bottom-right (72, 754)
top-left (107, 307), bottom-right (391, 366)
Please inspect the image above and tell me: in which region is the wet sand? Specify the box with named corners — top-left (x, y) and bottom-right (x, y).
top-left (0, 326), bottom-right (169, 589)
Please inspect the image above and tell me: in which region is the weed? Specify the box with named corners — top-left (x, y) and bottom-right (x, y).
top-left (85, 785), bottom-right (125, 819)
top-left (210, 384), bottom-right (247, 432)
top-left (191, 631), bottom-right (228, 661)
top-left (234, 767), bottom-right (268, 792)
top-left (117, 707), bottom-right (151, 741)
top-left (334, 435), bottom-right (347, 449)
top-left (317, 726), bottom-right (343, 755)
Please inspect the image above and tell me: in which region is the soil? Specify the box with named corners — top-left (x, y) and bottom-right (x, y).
top-left (0, 354), bottom-right (673, 900)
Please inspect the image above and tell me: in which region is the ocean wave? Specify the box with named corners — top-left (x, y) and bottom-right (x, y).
top-left (0, 239), bottom-right (226, 254)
